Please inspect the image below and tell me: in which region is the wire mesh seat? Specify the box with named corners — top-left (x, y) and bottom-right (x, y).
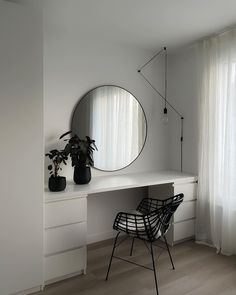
top-left (105, 193), bottom-right (184, 295)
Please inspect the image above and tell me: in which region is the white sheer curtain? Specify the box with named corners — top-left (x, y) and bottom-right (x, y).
top-left (90, 87), bottom-right (144, 171)
top-left (196, 29), bottom-right (236, 255)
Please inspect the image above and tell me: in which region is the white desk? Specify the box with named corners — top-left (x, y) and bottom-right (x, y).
top-left (44, 170), bottom-right (197, 284)
top-left (45, 170), bottom-right (196, 202)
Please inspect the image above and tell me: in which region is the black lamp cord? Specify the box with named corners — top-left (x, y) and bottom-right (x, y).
top-left (164, 47), bottom-right (167, 111)
top-left (138, 47), bottom-right (184, 172)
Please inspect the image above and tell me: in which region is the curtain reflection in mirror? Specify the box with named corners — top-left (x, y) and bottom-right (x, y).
top-left (89, 87), bottom-right (145, 170)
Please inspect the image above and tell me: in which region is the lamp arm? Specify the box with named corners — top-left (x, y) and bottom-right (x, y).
top-left (138, 48), bottom-right (165, 72)
top-left (138, 71), bottom-right (183, 118)
top-left (138, 46), bottom-right (184, 172)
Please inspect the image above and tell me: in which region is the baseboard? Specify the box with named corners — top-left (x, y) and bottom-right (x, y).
top-left (87, 230), bottom-right (116, 244)
top-left (44, 270), bottom-right (83, 286)
top-left (11, 286), bottom-right (42, 295)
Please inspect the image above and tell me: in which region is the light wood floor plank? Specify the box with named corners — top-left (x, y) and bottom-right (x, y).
top-left (36, 239), bottom-right (236, 295)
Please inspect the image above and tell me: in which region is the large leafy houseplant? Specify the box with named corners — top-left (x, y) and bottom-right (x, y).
top-left (45, 149), bottom-right (68, 191)
top-left (60, 131), bottom-right (97, 184)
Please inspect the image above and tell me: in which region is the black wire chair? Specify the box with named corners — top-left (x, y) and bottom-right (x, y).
top-left (105, 194), bottom-right (184, 295)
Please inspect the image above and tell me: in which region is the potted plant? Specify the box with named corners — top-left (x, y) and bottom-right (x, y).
top-left (60, 131), bottom-right (97, 184)
top-left (45, 149), bottom-right (68, 191)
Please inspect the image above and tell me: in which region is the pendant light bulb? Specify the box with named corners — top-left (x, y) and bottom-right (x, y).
top-left (162, 107), bottom-right (168, 124)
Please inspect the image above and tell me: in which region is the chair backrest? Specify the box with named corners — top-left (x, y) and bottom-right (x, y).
top-left (144, 194), bottom-right (184, 241)
top-left (137, 198), bottom-right (163, 214)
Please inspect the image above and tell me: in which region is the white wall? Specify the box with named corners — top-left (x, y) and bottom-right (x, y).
top-left (168, 47), bottom-right (199, 174)
top-left (43, 37), bottom-right (169, 180)
top-left (43, 3), bottom-right (170, 181)
top-left (0, 1), bottom-right (43, 294)
top-left (43, 2), bottom-right (172, 243)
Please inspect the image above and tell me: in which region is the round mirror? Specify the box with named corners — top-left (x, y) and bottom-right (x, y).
top-left (71, 85), bottom-right (147, 171)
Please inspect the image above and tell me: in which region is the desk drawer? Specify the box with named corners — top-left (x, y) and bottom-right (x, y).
top-left (45, 222), bottom-right (86, 256)
top-left (173, 219), bottom-right (195, 242)
top-left (174, 183), bottom-right (197, 201)
top-left (45, 197), bottom-right (87, 228)
top-left (44, 247), bottom-right (86, 283)
top-left (174, 200), bottom-right (196, 223)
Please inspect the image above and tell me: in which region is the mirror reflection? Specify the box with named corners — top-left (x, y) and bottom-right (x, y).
top-left (71, 86), bottom-right (147, 171)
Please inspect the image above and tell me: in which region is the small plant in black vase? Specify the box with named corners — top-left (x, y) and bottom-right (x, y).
top-left (60, 131), bottom-right (97, 184)
top-left (45, 149), bottom-right (68, 191)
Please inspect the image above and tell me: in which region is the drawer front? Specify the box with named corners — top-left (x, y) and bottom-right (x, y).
top-left (44, 247), bottom-right (86, 283)
top-left (174, 200), bottom-right (196, 223)
top-left (45, 197), bottom-right (87, 228)
top-left (174, 183), bottom-right (197, 201)
top-left (173, 219), bottom-right (195, 242)
top-left (45, 222), bottom-right (86, 256)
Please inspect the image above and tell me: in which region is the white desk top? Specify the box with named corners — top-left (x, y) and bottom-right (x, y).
top-left (45, 170), bottom-right (197, 203)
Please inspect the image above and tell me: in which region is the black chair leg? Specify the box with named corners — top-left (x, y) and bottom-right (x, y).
top-left (150, 242), bottom-right (159, 295)
top-left (105, 232), bottom-right (120, 281)
top-left (164, 236), bottom-right (175, 270)
top-left (130, 237), bottom-right (135, 256)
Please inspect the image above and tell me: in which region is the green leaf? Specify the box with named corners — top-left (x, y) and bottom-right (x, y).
top-left (59, 131), bottom-right (72, 139)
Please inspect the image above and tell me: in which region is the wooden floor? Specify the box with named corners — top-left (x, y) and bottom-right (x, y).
top-left (37, 239), bottom-right (236, 295)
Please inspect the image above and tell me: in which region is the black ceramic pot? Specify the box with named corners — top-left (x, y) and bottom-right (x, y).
top-left (48, 176), bottom-right (66, 192)
top-left (74, 166), bottom-right (91, 184)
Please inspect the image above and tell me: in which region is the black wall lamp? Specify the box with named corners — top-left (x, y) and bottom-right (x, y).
top-left (138, 47), bottom-right (184, 172)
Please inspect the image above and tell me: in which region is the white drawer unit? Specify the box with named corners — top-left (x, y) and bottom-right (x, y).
top-left (173, 200), bottom-right (196, 223)
top-left (166, 219), bottom-right (195, 244)
top-left (148, 179), bottom-right (198, 245)
top-left (44, 247), bottom-right (86, 283)
top-left (45, 197), bottom-right (87, 228)
top-left (174, 182), bottom-right (197, 201)
top-left (44, 195), bottom-right (87, 285)
top-left (173, 219), bottom-right (195, 241)
top-left (45, 222), bottom-right (86, 256)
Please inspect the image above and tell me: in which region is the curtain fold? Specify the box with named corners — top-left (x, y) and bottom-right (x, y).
top-left (196, 29), bottom-right (236, 255)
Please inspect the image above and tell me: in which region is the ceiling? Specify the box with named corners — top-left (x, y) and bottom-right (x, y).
top-left (45, 0), bottom-right (236, 51)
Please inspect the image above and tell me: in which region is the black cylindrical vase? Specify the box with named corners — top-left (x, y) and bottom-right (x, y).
top-left (74, 166), bottom-right (91, 184)
top-left (48, 176), bottom-right (66, 192)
